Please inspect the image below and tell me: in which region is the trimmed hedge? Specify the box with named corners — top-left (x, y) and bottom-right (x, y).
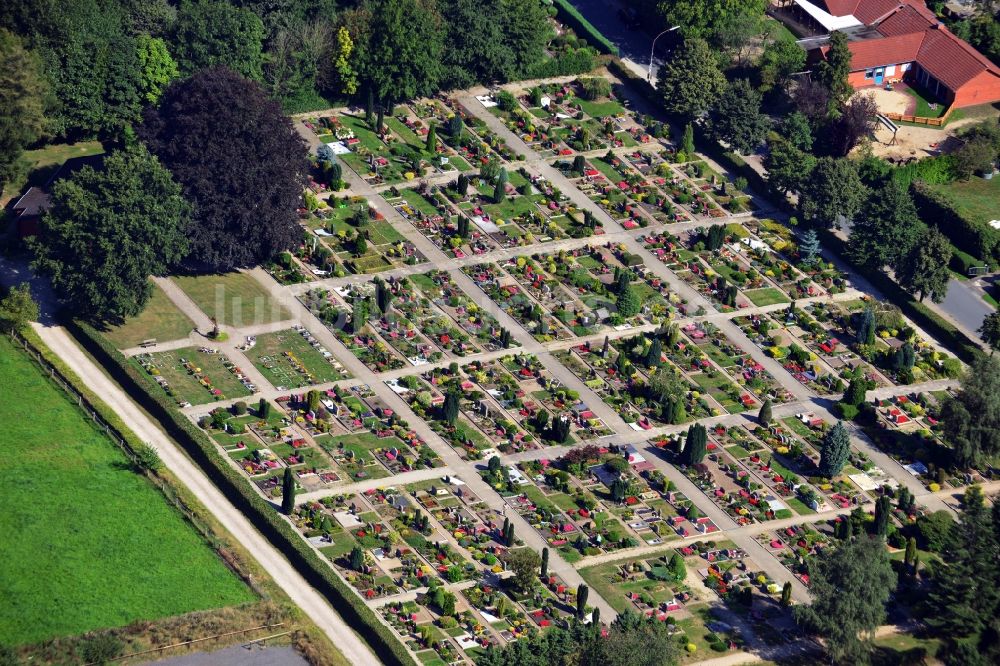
top-left (68, 320), bottom-right (416, 666)
top-left (911, 180), bottom-right (999, 264)
top-left (949, 246), bottom-right (988, 276)
top-left (820, 232), bottom-right (983, 363)
top-left (552, 0), bottom-right (619, 55)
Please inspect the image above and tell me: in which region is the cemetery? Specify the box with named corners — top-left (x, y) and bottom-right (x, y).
top-left (134, 347), bottom-right (256, 406)
top-left (247, 326), bottom-right (351, 389)
top-left (173, 272), bottom-right (291, 327)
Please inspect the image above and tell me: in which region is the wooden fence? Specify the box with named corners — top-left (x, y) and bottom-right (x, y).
top-left (883, 105), bottom-right (953, 127)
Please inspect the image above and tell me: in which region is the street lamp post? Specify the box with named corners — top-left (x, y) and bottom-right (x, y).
top-left (649, 25), bottom-right (681, 82)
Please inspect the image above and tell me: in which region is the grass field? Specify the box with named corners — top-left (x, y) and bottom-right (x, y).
top-left (102, 283), bottom-right (195, 349)
top-left (133, 347), bottom-right (253, 406)
top-left (743, 287), bottom-right (791, 307)
top-left (0, 337), bottom-right (253, 646)
top-left (575, 98), bottom-right (626, 119)
top-left (249, 329), bottom-right (348, 388)
top-left (927, 177), bottom-right (1000, 227)
top-left (2, 141), bottom-right (104, 202)
top-left (173, 272), bottom-right (290, 327)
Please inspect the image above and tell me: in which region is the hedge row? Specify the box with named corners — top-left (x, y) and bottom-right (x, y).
top-left (949, 246), bottom-right (986, 276)
top-left (911, 180), bottom-right (997, 265)
top-left (68, 320), bottom-right (416, 666)
top-left (551, 0), bottom-right (619, 56)
top-left (819, 233), bottom-right (983, 363)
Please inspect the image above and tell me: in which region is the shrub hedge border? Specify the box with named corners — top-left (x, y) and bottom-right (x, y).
top-left (552, 0), bottom-right (619, 56)
top-left (68, 319), bottom-right (416, 666)
top-left (910, 180), bottom-right (997, 266)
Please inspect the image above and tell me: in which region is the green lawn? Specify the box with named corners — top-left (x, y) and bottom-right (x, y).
top-left (3, 141), bottom-right (105, 200)
top-left (133, 347), bottom-right (253, 406)
top-left (173, 272), bottom-right (290, 327)
top-left (926, 177), bottom-right (1000, 228)
top-left (576, 98), bottom-right (626, 119)
top-left (902, 84), bottom-right (948, 118)
top-left (249, 329), bottom-right (348, 388)
top-left (0, 337), bottom-right (253, 646)
top-left (743, 287), bottom-right (791, 307)
top-left (101, 283), bottom-right (195, 349)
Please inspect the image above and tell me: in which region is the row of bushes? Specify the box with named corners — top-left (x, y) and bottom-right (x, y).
top-left (68, 320), bottom-right (416, 666)
top-left (911, 180), bottom-right (998, 265)
top-left (551, 0), bottom-right (619, 55)
top-left (891, 153), bottom-right (956, 190)
top-left (819, 232), bottom-right (983, 364)
top-left (526, 45), bottom-right (598, 79)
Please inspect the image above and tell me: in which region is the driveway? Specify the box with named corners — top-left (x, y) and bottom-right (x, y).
top-left (567, 0), bottom-right (663, 80)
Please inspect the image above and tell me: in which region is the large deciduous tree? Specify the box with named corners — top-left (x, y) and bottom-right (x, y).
top-left (710, 79), bottom-right (769, 154)
top-left (758, 37), bottom-right (806, 93)
top-left (354, 0), bottom-right (445, 106)
top-left (764, 137), bottom-right (815, 195)
top-left (793, 536), bottom-right (896, 664)
top-left (896, 226), bottom-right (952, 303)
top-left (0, 29), bottom-right (49, 193)
top-left (30, 146), bottom-right (189, 322)
top-left (847, 180), bottom-right (924, 271)
top-left (656, 38), bottom-right (726, 119)
top-left (139, 67), bottom-right (308, 270)
top-left (798, 157), bottom-right (867, 228)
top-left (658, 0), bottom-right (767, 40)
top-left (172, 0), bottom-right (266, 80)
top-left (136, 34), bottom-right (178, 103)
top-left (940, 354), bottom-right (1000, 468)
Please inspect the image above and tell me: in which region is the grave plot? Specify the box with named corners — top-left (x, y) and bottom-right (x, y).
top-left (677, 322), bottom-right (795, 405)
top-left (406, 478), bottom-right (512, 578)
top-left (244, 327), bottom-right (349, 389)
top-left (732, 312), bottom-right (843, 395)
top-left (341, 275), bottom-right (479, 366)
top-left (556, 333), bottom-right (732, 429)
top-left (578, 542), bottom-right (751, 657)
top-left (199, 401), bottom-right (336, 495)
top-left (562, 152), bottom-right (662, 229)
top-left (297, 195), bottom-right (420, 276)
top-left (299, 286), bottom-right (407, 372)
top-left (753, 219), bottom-right (850, 296)
top-left (387, 370), bottom-right (517, 460)
top-left (407, 271), bottom-right (519, 352)
top-left (506, 354), bottom-right (612, 439)
top-left (655, 425), bottom-right (827, 525)
top-left (758, 519), bottom-right (838, 587)
top-left (462, 263), bottom-right (567, 342)
top-left (133, 347), bottom-right (255, 406)
top-left (304, 113), bottom-right (430, 186)
top-left (299, 492), bottom-right (408, 599)
top-left (802, 300), bottom-right (961, 388)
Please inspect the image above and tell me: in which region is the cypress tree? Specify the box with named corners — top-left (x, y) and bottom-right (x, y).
top-left (684, 423), bottom-right (708, 465)
top-left (819, 421), bottom-right (851, 477)
top-left (449, 114), bottom-right (463, 142)
top-left (576, 584), bottom-right (589, 619)
top-left (541, 547), bottom-right (549, 578)
top-left (281, 467), bottom-right (296, 514)
top-left (645, 338), bottom-right (662, 367)
top-left (873, 495), bottom-right (891, 537)
top-left (759, 398), bottom-right (773, 426)
top-left (904, 536), bottom-right (917, 570)
top-left (426, 123), bottom-right (437, 153)
top-left (258, 397), bottom-right (271, 419)
top-left (494, 168), bottom-right (508, 203)
top-left (349, 544), bottom-right (365, 571)
top-left (781, 581), bottom-right (793, 606)
top-left (442, 390), bottom-right (461, 424)
top-left (456, 172), bottom-right (469, 194)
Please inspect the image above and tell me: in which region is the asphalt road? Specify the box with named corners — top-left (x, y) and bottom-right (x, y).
top-left (938, 277), bottom-right (993, 334)
top-left (567, 0), bottom-right (663, 81)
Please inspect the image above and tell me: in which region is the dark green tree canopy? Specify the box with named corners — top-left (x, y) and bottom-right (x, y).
top-left (172, 0), bottom-right (266, 80)
top-left (941, 354), bottom-right (1000, 468)
top-left (656, 38), bottom-right (727, 119)
top-left (0, 29), bottom-right (50, 193)
top-left (896, 226), bottom-right (952, 304)
top-left (139, 66), bottom-right (308, 270)
top-left (710, 78), bottom-right (769, 154)
top-left (794, 536), bottom-right (896, 664)
top-left (799, 157), bottom-right (867, 228)
top-left (354, 0), bottom-right (445, 104)
top-left (847, 180), bottom-right (924, 271)
top-left (30, 146), bottom-right (190, 322)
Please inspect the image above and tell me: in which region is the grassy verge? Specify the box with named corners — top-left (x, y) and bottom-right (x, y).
top-left (0, 333), bottom-right (249, 645)
top-left (68, 320), bottom-right (416, 666)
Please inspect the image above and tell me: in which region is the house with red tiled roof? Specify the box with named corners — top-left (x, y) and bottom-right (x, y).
top-left (787, 0), bottom-right (1000, 110)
